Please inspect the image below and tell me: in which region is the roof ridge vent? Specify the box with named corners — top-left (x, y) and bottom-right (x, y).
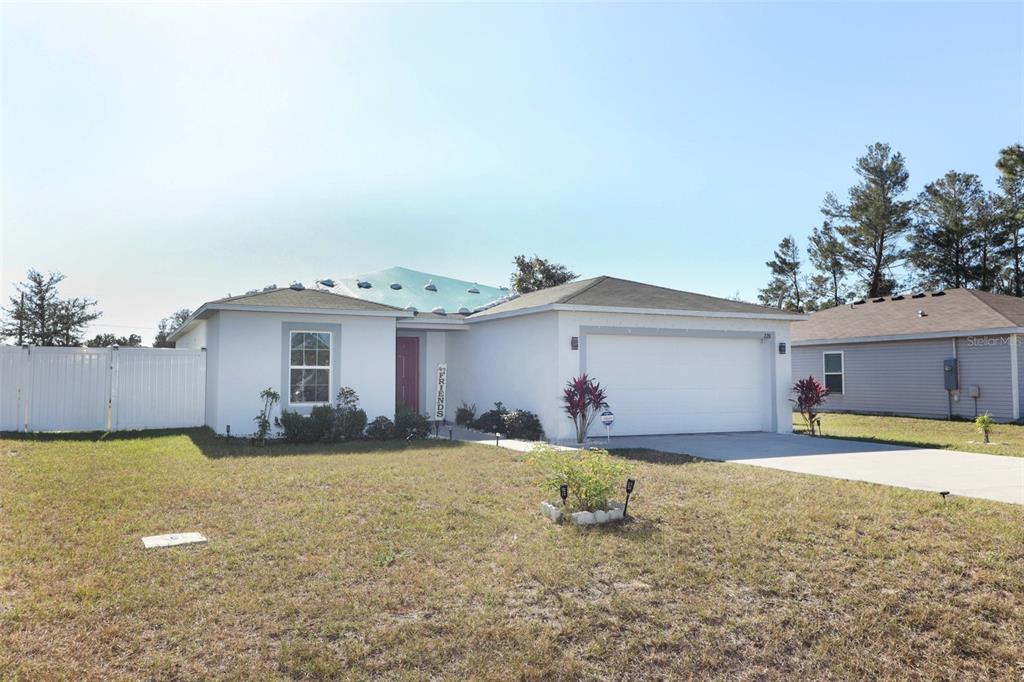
top-left (289, 282), bottom-right (305, 291)
top-left (424, 280), bottom-right (437, 292)
top-left (390, 282), bottom-right (403, 290)
top-left (356, 280), bottom-right (372, 289)
top-left (262, 284), bottom-right (277, 291)
top-left (891, 295), bottom-right (904, 301)
top-left (467, 285), bottom-right (480, 294)
top-left (457, 306), bottom-right (471, 314)
top-left (431, 306), bottom-right (446, 315)
top-left (918, 310), bottom-right (927, 317)
top-left (852, 299), bottom-right (866, 305)
top-left (405, 305), bottom-right (418, 314)
top-left (931, 290), bottom-right (946, 297)
top-left (911, 292), bottom-right (926, 299)
top-left (872, 297), bottom-right (885, 303)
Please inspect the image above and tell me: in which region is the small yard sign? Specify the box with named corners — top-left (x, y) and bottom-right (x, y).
top-left (435, 363), bottom-right (448, 420)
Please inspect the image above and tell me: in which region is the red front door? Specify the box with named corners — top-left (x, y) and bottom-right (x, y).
top-left (395, 337), bottom-right (420, 413)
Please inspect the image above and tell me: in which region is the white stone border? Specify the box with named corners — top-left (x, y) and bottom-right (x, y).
top-left (539, 500), bottom-right (625, 525)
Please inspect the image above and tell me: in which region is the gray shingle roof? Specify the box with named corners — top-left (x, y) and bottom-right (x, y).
top-left (469, 276), bottom-right (789, 318)
top-left (792, 288), bottom-right (1024, 343)
top-left (209, 287), bottom-right (404, 313)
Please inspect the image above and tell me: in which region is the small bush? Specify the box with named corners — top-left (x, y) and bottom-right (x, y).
top-left (395, 407), bottom-right (431, 439)
top-left (366, 416), bottom-right (396, 440)
top-left (528, 445), bottom-right (629, 512)
top-left (277, 405), bottom-right (334, 443)
top-left (502, 409), bottom-right (544, 440)
top-left (332, 387), bottom-right (368, 440)
top-left (473, 402), bottom-right (507, 433)
top-left (976, 412), bottom-right (994, 443)
top-left (455, 402), bottom-right (477, 426)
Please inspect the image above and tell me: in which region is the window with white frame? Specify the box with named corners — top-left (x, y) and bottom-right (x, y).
top-left (289, 331), bottom-right (331, 403)
top-left (823, 351), bottom-right (844, 394)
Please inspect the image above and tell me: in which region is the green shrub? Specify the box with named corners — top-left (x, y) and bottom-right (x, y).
top-left (528, 445), bottom-right (629, 512)
top-left (366, 416), bottom-right (396, 440)
top-left (472, 402), bottom-right (507, 433)
top-left (395, 407), bottom-right (431, 439)
top-left (277, 405), bottom-right (334, 443)
top-left (976, 412), bottom-right (994, 443)
top-left (332, 387), bottom-right (368, 440)
top-left (455, 402), bottom-right (477, 426)
top-left (502, 409), bottom-right (544, 440)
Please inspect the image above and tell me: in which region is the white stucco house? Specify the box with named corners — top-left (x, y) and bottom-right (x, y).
top-left (170, 268), bottom-right (803, 441)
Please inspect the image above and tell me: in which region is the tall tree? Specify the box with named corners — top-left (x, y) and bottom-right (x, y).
top-left (510, 255), bottom-right (577, 293)
top-left (153, 308), bottom-right (192, 348)
top-left (822, 143), bottom-right (914, 297)
top-left (806, 222), bottom-right (847, 307)
top-left (0, 270), bottom-right (101, 346)
top-left (757, 236), bottom-right (806, 311)
top-left (909, 171), bottom-right (994, 290)
top-left (995, 143), bottom-right (1024, 296)
top-left (86, 333), bottom-right (142, 347)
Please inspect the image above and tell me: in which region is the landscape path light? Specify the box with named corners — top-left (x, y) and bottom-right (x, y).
top-left (623, 479), bottom-right (636, 518)
top-left (559, 484), bottom-right (569, 509)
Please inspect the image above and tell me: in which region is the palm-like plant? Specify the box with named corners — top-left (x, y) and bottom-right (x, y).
top-left (562, 374), bottom-right (608, 444)
top-left (791, 376), bottom-right (828, 436)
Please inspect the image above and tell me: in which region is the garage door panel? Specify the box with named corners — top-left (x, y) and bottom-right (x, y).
top-left (586, 334), bottom-right (770, 435)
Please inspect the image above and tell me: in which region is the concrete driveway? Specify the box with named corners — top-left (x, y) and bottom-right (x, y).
top-left (606, 432), bottom-right (1024, 505)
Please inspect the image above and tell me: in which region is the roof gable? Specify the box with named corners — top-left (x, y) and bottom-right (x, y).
top-left (792, 288), bottom-right (1024, 343)
top-left (469, 276), bottom-right (791, 318)
top-left (210, 287), bottom-right (404, 312)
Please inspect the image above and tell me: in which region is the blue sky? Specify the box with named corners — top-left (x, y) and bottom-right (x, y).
top-left (2, 2), bottom-right (1022, 342)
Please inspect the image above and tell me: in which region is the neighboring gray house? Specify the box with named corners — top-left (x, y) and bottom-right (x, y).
top-left (792, 289), bottom-right (1024, 422)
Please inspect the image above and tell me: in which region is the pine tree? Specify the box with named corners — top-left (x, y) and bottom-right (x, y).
top-left (0, 270), bottom-right (101, 346)
top-left (806, 222), bottom-right (847, 307)
top-left (909, 171), bottom-right (998, 290)
top-left (757, 236), bottom-right (806, 311)
top-left (995, 144), bottom-right (1024, 296)
top-left (822, 143), bottom-right (914, 297)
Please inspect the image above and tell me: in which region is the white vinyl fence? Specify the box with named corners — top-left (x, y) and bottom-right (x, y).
top-left (1, 345), bottom-right (206, 432)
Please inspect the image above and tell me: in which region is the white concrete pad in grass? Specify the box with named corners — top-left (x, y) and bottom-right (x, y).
top-left (142, 532), bottom-right (208, 549)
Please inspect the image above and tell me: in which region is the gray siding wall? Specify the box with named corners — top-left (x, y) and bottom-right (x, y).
top-left (792, 335), bottom-right (1016, 422)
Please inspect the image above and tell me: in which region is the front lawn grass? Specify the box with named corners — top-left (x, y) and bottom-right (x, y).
top-left (794, 412), bottom-right (1024, 457)
top-left (2, 429), bottom-right (1022, 679)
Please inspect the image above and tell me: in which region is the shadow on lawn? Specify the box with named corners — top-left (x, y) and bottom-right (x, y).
top-left (609, 447), bottom-right (719, 466)
top-left (793, 426), bottom-right (953, 452)
top-left (0, 426), bottom-right (469, 459)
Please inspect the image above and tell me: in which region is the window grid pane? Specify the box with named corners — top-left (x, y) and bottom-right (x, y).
top-left (824, 353), bottom-right (843, 373)
top-left (289, 332), bottom-right (330, 402)
top-left (824, 374), bottom-right (843, 393)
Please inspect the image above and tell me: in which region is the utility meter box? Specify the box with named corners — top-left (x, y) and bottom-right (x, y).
top-left (943, 358), bottom-right (959, 391)
top-left (968, 384), bottom-right (981, 399)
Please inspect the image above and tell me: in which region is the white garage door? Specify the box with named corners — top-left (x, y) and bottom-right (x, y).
top-left (585, 334), bottom-right (771, 435)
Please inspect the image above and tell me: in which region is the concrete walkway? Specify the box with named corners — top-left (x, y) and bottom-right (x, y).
top-left (605, 432), bottom-right (1024, 505)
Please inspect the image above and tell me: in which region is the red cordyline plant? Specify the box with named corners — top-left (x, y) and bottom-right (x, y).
top-left (791, 376), bottom-right (828, 436)
top-left (562, 374), bottom-right (608, 444)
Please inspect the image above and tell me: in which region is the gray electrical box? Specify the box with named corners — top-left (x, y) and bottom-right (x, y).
top-left (943, 358), bottom-right (958, 391)
top-left (968, 384), bottom-right (980, 398)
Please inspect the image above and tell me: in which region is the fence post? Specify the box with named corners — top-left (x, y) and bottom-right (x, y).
top-left (106, 346), bottom-right (118, 432)
top-left (21, 345), bottom-right (30, 432)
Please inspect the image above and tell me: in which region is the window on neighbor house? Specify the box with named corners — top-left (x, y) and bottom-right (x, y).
top-left (289, 331), bottom-right (331, 403)
top-left (823, 351), bottom-right (844, 394)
